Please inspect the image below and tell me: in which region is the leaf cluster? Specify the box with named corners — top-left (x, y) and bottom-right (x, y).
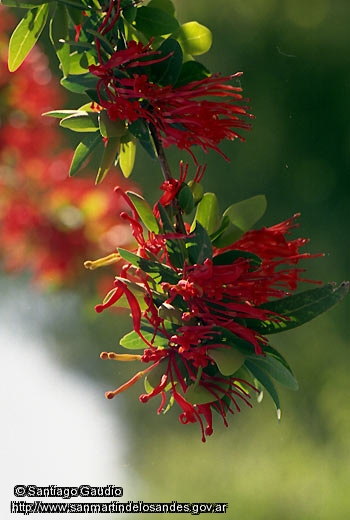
top-left (101, 187), bottom-right (349, 417)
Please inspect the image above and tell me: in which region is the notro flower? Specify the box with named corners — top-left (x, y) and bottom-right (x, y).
top-left (94, 187), bottom-right (322, 441)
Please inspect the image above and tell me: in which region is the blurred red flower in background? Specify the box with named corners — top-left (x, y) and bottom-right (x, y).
top-left (0, 12), bottom-right (135, 288)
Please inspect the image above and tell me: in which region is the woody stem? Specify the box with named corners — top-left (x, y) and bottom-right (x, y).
top-left (149, 124), bottom-right (187, 234)
top-left (149, 123), bottom-right (172, 182)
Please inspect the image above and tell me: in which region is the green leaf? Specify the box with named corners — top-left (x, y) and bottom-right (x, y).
top-left (246, 354), bottom-right (298, 391)
top-left (99, 111), bottom-right (127, 138)
top-left (126, 192), bottom-right (160, 233)
top-left (177, 183), bottom-right (195, 214)
top-left (146, 358), bottom-right (169, 389)
top-left (186, 222), bottom-right (212, 265)
top-left (119, 139), bottom-right (136, 178)
top-left (263, 344), bottom-right (296, 376)
top-left (185, 384), bottom-right (217, 405)
top-left (210, 216), bottom-right (239, 248)
top-left (134, 6), bottom-right (180, 37)
top-left (187, 179), bottom-right (204, 204)
top-left (120, 330), bottom-right (147, 350)
top-left (129, 119), bottom-right (156, 159)
top-left (213, 250), bottom-right (262, 271)
top-left (212, 195), bottom-right (267, 247)
top-left (49, 3), bottom-right (70, 76)
top-left (85, 88), bottom-right (100, 105)
top-left (208, 347), bottom-right (245, 376)
top-left (65, 0), bottom-right (87, 25)
top-left (85, 28), bottom-right (114, 54)
top-left (95, 137), bottom-right (119, 184)
top-left (60, 111), bottom-right (99, 132)
top-left (122, 4), bottom-right (137, 24)
top-left (223, 195), bottom-right (267, 235)
top-left (120, 329), bottom-right (169, 350)
top-left (175, 61), bottom-right (210, 88)
top-left (66, 51), bottom-right (94, 75)
top-left (2, 0), bottom-right (53, 8)
top-left (8, 4), bottom-right (49, 72)
top-left (60, 73), bottom-right (97, 94)
top-left (69, 132), bottom-right (101, 176)
top-left (118, 249), bottom-right (180, 285)
top-left (147, 0), bottom-right (175, 16)
top-left (175, 21), bottom-right (212, 56)
top-left (158, 302), bottom-right (184, 325)
top-left (245, 360), bottom-right (281, 419)
top-left (192, 192), bottom-right (220, 235)
top-left (150, 38), bottom-right (183, 86)
top-left (109, 277), bottom-right (148, 311)
top-left (43, 109), bottom-right (83, 118)
top-left (246, 282), bottom-right (350, 334)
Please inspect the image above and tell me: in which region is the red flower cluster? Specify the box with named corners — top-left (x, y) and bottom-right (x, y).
top-left (0, 23), bottom-right (134, 287)
top-left (89, 40), bottom-right (253, 159)
top-left (96, 186), bottom-right (320, 441)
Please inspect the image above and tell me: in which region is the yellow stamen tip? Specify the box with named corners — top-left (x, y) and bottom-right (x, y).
top-left (84, 253), bottom-right (121, 270)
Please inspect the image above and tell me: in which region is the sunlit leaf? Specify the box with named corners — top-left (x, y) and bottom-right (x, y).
top-left (95, 137), bottom-right (119, 184)
top-left (66, 51), bottom-right (95, 75)
top-left (43, 109), bottom-right (83, 118)
top-left (192, 192), bottom-right (220, 235)
top-left (126, 192), bottom-right (160, 233)
top-left (8, 4), bottom-right (49, 71)
top-left (119, 139), bottom-right (136, 178)
top-left (175, 21), bottom-right (212, 56)
top-left (60, 111), bottom-right (99, 132)
top-left (120, 329), bottom-right (168, 350)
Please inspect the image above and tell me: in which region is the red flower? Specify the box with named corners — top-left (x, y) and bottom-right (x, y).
top-left (89, 40), bottom-right (253, 159)
top-left (0, 32), bottom-right (136, 287)
top-left (96, 186), bottom-right (320, 440)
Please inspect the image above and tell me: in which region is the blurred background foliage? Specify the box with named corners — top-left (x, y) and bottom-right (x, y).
top-left (1, 0), bottom-right (349, 518)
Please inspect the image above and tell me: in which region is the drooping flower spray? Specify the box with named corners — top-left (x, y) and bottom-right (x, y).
top-left (4, 0), bottom-right (348, 440)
